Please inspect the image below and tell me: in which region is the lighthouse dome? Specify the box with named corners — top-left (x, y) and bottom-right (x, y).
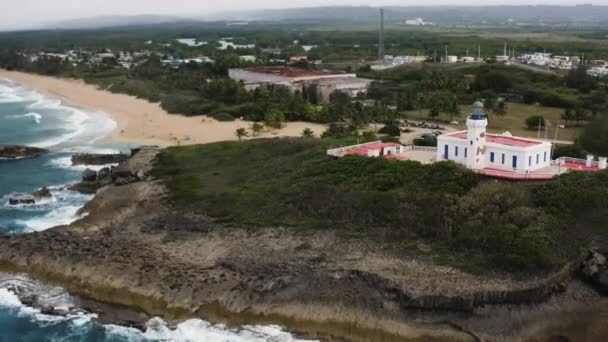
top-left (469, 101), bottom-right (486, 120)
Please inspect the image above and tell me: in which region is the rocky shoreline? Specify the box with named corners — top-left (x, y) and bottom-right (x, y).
top-left (0, 145), bottom-right (48, 159)
top-left (0, 147), bottom-right (606, 341)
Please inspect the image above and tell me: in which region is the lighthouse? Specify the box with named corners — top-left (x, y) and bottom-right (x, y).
top-left (466, 101), bottom-right (488, 169)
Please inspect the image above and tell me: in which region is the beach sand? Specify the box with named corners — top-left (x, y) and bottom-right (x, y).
top-left (0, 70), bottom-right (328, 146)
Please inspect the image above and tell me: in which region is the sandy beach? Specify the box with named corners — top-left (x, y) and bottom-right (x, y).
top-left (0, 70), bottom-right (328, 146)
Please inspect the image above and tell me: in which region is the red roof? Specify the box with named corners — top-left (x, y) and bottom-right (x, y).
top-left (382, 154), bottom-right (410, 160)
top-left (243, 66), bottom-right (347, 78)
top-left (361, 142), bottom-right (402, 149)
top-left (447, 132), bottom-right (542, 148)
top-left (562, 161), bottom-right (600, 171)
top-left (343, 148), bottom-right (369, 156)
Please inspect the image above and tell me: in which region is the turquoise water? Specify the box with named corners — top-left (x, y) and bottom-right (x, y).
top-left (0, 78), bottom-right (311, 341)
top-left (0, 78), bottom-right (118, 234)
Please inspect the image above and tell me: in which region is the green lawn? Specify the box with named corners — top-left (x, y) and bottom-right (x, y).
top-left (404, 103), bottom-right (582, 142)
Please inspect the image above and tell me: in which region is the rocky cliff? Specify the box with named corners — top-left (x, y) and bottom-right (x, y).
top-left (0, 146), bottom-right (606, 341)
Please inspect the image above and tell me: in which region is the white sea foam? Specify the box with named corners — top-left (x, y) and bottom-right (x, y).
top-left (6, 185), bottom-right (93, 232)
top-left (0, 287), bottom-right (95, 326)
top-left (100, 317), bottom-right (318, 342)
top-left (10, 112), bottom-right (42, 124)
top-left (1, 282), bottom-right (313, 342)
top-left (1, 81), bottom-right (117, 149)
top-left (17, 205), bottom-right (87, 233)
top-left (46, 156), bottom-right (118, 172)
top-left (0, 288), bottom-right (23, 307)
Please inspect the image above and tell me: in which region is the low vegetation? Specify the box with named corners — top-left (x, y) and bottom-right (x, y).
top-left (152, 138), bottom-right (608, 274)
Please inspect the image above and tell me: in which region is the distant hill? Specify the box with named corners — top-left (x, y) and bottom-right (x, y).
top-left (47, 15), bottom-right (189, 30)
top-left (213, 5), bottom-right (608, 27)
top-left (42, 5), bottom-right (608, 30)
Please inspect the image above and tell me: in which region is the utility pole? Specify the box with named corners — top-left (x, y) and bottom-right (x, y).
top-left (478, 44), bottom-right (481, 61)
top-left (378, 9), bottom-right (385, 63)
top-left (433, 48), bottom-right (437, 63)
top-left (445, 44), bottom-right (448, 64)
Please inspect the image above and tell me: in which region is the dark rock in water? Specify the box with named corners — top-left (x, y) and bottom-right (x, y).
top-left (32, 187), bottom-right (52, 199)
top-left (8, 196), bottom-right (36, 205)
top-left (71, 153), bottom-right (129, 166)
top-left (0, 145), bottom-right (48, 159)
top-left (82, 169), bottom-right (97, 182)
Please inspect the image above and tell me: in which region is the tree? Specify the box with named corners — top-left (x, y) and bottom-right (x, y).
top-left (579, 115), bottom-right (608, 155)
top-left (481, 91), bottom-right (498, 114)
top-left (565, 64), bottom-right (596, 92)
top-left (495, 100), bottom-right (508, 116)
top-left (561, 108), bottom-right (575, 125)
top-left (264, 107), bottom-right (286, 128)
top-left (235, 128), bottom-right (248, 141)
top-left (428, 103), bottom-right (440, 118)
top-left (525, 115), bottom-right (545, 130)
top-left (378, 124), bottom-right (401, 137)
top-left (250, 122), bottom-right (264, 136)
top-left (574, 107), bottom-right (589, 125)
top-left (301, 128), bottom-right (315, 138)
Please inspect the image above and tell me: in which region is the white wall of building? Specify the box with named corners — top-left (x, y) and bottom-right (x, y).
top-left (437, 134), bottom-right (552, 173)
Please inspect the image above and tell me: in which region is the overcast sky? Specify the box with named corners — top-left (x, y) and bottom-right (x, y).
top-left (0, 0), bottom-right (603, 31)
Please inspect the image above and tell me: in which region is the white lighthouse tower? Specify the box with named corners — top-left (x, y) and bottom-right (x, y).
top-left (466, 101), bottom-right (488, 169)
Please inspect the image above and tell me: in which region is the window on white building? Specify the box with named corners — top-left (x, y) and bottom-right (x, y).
top-left (490, 152), bottom-right (495, 163)
top-left (544, 152), bottom-right (547, 162)
top-left (502, 154), bottom-right (505, 164)
top-left (455, 146), bottom-right (459, 157)
top-left (536, 154), bottom-right (539, 165)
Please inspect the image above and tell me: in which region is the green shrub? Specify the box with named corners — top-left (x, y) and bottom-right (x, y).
top-left (213, 112), bottom-right (236, 122)
top-left (378, 124), bottom-right (401, 137)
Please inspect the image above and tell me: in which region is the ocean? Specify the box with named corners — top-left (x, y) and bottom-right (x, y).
top-left (0, 78), bottom-right (313, 342)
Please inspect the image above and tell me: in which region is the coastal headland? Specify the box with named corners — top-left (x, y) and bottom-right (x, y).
top-left (0, 144), bottom-right (607, 341)
top-left (0, 69), bottom-right (328, 147)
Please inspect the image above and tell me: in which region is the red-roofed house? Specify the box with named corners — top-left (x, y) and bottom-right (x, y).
top-left (328, 141), bottom-right (405, 158)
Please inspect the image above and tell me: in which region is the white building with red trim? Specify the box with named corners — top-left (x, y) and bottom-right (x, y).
top-left (436, 102), bottom-right (552, 174)
top-left (328, 102), bottom-right (607, 181)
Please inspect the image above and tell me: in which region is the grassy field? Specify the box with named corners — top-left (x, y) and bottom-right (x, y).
top-left (404, 102), bottom-right (582, 142)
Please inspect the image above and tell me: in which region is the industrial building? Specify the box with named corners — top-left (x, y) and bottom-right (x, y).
top-left (228, 67), bottom-right (371, 104)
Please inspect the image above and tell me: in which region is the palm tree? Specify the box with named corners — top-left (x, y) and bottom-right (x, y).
top-left (250, 122), bottom-right (264, 137)
top-left (235, 128), bottom-right (248, 141)
top-left (301, 128), bottom-right (314, 138)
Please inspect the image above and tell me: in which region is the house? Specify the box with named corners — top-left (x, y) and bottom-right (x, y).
top-left (444, 55), bottom-right (458, 64)
top-left (239, 55), bottom-right (257, 63)
top-left (459, 56), bottom-right (476, 63)
top-left (327, 141), bottom-right (407, 159)
top-left (290, 56), bottom-right (308, 63)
